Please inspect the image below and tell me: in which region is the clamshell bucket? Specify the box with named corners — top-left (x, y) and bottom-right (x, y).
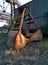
top-left (7, 7), bottom-right (43, 50)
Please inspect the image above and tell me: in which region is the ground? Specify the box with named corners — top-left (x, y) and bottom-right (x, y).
top-left (0, 33), bottom-right (48, 65)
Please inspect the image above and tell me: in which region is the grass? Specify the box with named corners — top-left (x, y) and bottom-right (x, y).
top-left (0, 33), bottom-right (48, 65)
top-left (0, 33), bottom-right (8, 42)
top-left (39, 38), bottom-right (48, 47)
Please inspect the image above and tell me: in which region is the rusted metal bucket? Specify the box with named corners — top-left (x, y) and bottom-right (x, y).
top-left (7, 7), bottom-right (43, 50)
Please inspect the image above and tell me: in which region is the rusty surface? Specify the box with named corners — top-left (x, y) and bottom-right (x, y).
top-left (7, 7), bottom-right (43, 51)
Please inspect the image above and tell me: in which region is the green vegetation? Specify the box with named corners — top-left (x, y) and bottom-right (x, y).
top-left (41, 11), bottom-right (48, 37)
top-left (39, 38), bottom-right (48, 47)
top-left (41, 25), bottom-right (48, 37)
top-left (0, 33), bottom-right (48, 65)
top-left (0, 33), bottom-right (8, 43)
